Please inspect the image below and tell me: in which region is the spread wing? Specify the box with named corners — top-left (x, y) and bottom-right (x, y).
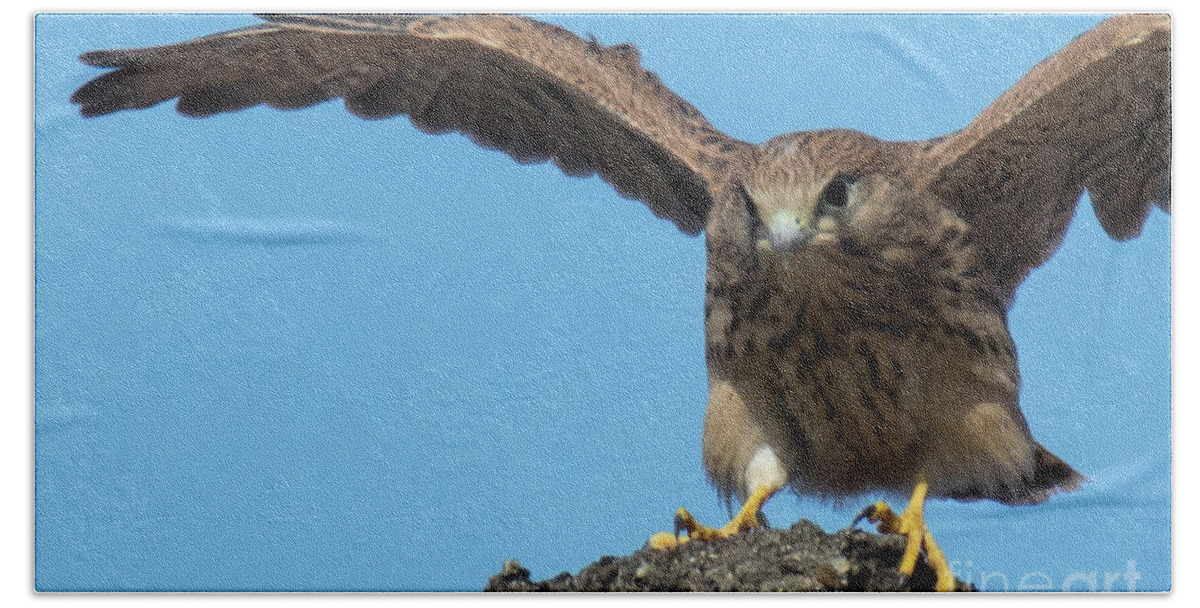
top-left (923, 14), bottom-right (1170, 302)
top-left (71, 14), bottom-right (756, 235)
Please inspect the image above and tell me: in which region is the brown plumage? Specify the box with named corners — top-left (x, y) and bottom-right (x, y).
top-left (71, 13), bottom-right (1170, 586)
top-left (704, 130), bottom-right (1079, 506)
top-left (71, 13), bottom-right (752, 235)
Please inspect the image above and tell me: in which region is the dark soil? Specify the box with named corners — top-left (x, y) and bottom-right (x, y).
top-left (485, 520), bottom-right (974, 592)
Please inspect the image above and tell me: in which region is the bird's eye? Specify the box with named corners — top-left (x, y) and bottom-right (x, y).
top-left (817, 175), bottom-right (855, 213)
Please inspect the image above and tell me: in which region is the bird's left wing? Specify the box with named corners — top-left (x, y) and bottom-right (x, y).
top-left (922, 14), bottom-right (1170, 303)
top-left (71, 14), bottom-right (756, 235)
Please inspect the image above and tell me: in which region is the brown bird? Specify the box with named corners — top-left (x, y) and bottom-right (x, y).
top-left (71, 14), bottom-right (1171, 591)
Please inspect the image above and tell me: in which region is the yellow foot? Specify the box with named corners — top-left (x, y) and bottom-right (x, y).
top-left (649, 484), bottom-right (778, 550)
top-left (854, 475), bottom-right (956, 592)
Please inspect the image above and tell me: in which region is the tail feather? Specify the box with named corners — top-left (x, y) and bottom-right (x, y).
top-left (1016, 443), bottom-right (1087, 505)
top-left (944, 443), bottom-right (1086, 505)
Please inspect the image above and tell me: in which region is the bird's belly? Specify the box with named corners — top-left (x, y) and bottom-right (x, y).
top-left (704, 304), bottom-right (1028, 499)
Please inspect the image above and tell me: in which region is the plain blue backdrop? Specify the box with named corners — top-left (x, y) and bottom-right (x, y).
top-left (34, 13), bottom-right (1170, 591)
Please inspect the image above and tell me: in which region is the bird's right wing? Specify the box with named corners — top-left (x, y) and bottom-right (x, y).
top-left (921, 14), bottom-right (1170, 302)
top-left (72, 14), bottom-right (757, 235)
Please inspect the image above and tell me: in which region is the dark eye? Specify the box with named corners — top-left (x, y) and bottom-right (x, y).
top-left (817, 175), bottom-right (855, 213)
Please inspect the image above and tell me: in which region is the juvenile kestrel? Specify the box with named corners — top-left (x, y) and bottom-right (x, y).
top-left (71, 14), bottom-right (1171, 591)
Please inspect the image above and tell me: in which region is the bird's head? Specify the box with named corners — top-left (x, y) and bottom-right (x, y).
top-left (739, 129), bottom-right (901, 257)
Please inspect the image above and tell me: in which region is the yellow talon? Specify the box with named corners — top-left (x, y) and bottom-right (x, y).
top-left (649, 484), bottom-right (779, 550)
top-left (854, 472), bottom-right (957, 592)
top-left (647, 531), bottom-right (681, 550)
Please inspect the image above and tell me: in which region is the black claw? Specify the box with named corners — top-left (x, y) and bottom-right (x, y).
top-left (673, 513), bottom-right (687, 536)
top-left (755, 509), bottom-right (770, 529)
top-left (853, 505), bottom-right (877, 527)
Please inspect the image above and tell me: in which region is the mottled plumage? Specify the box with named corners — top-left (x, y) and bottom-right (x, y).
top-left (71, 13), bottom-right (1170, 588)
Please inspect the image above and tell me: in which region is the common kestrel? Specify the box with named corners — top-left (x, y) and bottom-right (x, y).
top-left (70, 14), bottom-right (1171, 591)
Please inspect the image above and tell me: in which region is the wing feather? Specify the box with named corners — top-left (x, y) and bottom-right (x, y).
top-left (923, 14), bottom-right (1170, 300)
top-left (71, 14), bottom-right (756, 235)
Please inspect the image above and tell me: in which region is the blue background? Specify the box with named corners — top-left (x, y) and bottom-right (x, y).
top-left (34, 13), bottom-right (1170, 591)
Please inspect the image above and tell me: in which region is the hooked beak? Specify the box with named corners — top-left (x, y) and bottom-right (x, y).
top-left (759, 210), bottom-right (815, 252)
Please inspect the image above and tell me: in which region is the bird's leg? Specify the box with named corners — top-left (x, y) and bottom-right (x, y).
top-left (854, 471), bottom-right (956, 592)
top-left (648, 483), bottom-right (781, 550)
